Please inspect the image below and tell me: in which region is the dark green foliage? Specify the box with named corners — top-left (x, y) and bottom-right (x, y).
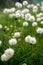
top-left (0, 0), bottom-right (14, 8)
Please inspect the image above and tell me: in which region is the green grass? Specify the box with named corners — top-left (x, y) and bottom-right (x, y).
top-left (0, 7), bottom-right (43, 65)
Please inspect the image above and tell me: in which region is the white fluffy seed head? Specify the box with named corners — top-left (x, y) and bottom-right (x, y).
top-left (37, 18), bottom-right (41, 21)
top-left (31, 4), bottom-right (34, 7)
top-left (22, 1), bottom-right (28, 6)
top-left (29, 16), bottom-right (35, 22)
top-left (41, 21), bottom-right (43, 24)
top-left (9, 38), bottom-right (17, 45)
top-left (0, 24), bottom-right (2, 29)
top-left (16, 10), bottom-right (21, 14)
top-left (27, 4), bottom-right (31, 9)
top-left (14, 32), bottom-right (20, 38)
top-left (1, 54), bottom-right (9, 61)
top-left (33, 6), bottom-right (38, 13)
top-left (1, 48), bottom-right (14, 61)
top-left (3, 8), bottom-right (9, 13)
top-left (40, 6), bottom-right (43, 11)
top-left (25, 35), bottom-right (32, 43)
top-left (22, 9), bottom-right (29, 14)
top-left (25, 13), bottom-right (31, 20)
top-left (41, 1), bottom-right (43, 6)
top-left (10, 8), bottom-right (16, 12)
top-left (3, 8), bottom-right (15, 13)
top-left (36, 27), bottom-right (43, 34)
top-left (0, 40), bottom-right (2, 45)
top-left (4, 48), bottom-right (14, 58)
top-left (29, 37), bottom-right (36, 44)
top-left (32, 22), bottom-right (38, 27)
top-left (23, 22), bottom-right (28, 26)
top-left (25, 35), bottom-right (36, 44)
top-left (37, 13), bottom-right (43, 18)
top-left (15, 13), bottom-right (21, 18)
top-left (15, 2), bottom-right (22, 8)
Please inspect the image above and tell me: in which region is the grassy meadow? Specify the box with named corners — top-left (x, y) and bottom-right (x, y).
top-left (0, 1), bottom-right (43, 65)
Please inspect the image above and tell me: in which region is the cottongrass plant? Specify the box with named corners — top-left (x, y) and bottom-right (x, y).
top-left (0, 1), bottom-right (43, 65)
